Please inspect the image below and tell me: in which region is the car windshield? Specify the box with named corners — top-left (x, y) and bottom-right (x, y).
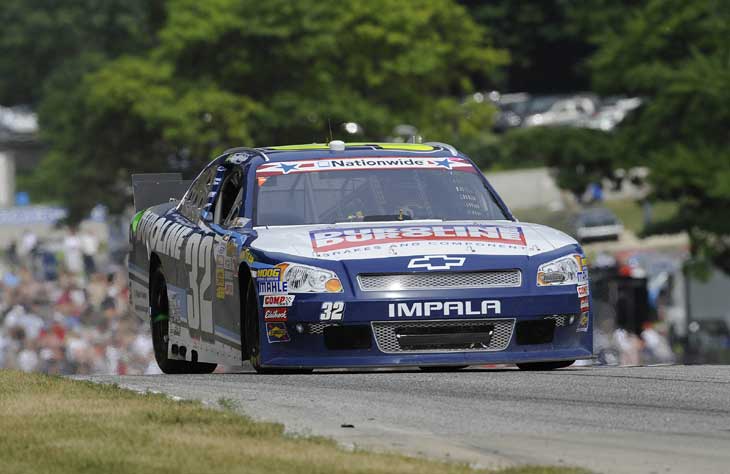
top-left (254, 157), bottom-right (508, 226)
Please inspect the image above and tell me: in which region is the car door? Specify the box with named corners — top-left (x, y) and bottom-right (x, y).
top-left (204, 163), bottom-right (248, 355)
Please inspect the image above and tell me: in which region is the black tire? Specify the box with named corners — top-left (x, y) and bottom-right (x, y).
top-left (150, 267), bottom-right (216, 374)
top-left (243, 280), bottom-right (312, 374)
top-left (419, 366), bottom-right (468, 372)
top-left (516, 360), bottom-right (575, 371)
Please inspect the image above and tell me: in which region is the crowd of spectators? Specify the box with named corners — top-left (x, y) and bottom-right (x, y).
top-left (0, 229), bottom-right (158, 375)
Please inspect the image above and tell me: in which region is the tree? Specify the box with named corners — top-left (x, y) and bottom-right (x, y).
top-left (588, 0), bottom-right (730, 272)
top-left (32, 0), bottom-right (508, 220)
top-left (0, 0), bottom-right (164, 105)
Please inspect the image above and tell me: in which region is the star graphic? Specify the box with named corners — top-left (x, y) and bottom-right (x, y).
top-left (279, 162), bottom-right (298, 174)
top-left (434, 158), bottom-right (452, 169)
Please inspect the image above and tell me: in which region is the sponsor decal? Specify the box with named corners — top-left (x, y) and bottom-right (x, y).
top-left (258, 278), bottom-right (287, 295)
top-left (266, 322), bottom-right (290, 343)
top-left (580, 296), bottom-right (590, 311)
top-left (256, 156), bottom-right (477, 177)
top-left (242, 248), bottom-right (255, 264)
top-left (256, 266), bottom-right (289, 295)
top-left (320, 301), bottom-right (344, 321)
top-left (263, 295), bottom-right (296, 307)
top-left (264, 307), bottom-right (288, 322)
top-left (577, 284), bottom-right (590, 298)
top-left (577, 312), bottom-right (589, 332)
top-left (135, 211), bottom-right (195, 260)
top-left (388, 300), bottom-right (501, 318)
top-left (215, 268), bottom-right (225, 299)
top-left (408, 255), bottom-right (465, 271)
top-left (310, 225), bottom-right (526, 253)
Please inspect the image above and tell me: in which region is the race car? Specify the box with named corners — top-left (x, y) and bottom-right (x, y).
top-left (128, 141), bottom-right (592, 374)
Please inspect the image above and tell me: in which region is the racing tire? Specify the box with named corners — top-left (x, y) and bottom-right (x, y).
top-left (516, 360), bottom-right (575, 371)
top-left (150, 267), bottom-right (216, 374)
top-left (419, 366), bottom-right (468, 372)
top-left (244, 280), bottom-right (312, 374)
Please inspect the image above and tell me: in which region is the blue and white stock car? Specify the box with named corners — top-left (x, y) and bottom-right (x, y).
top-left (128, 141), bottom-right (592, 374)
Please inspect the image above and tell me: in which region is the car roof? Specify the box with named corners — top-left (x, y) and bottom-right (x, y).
top-left (248, 142), bottom-right (461, 162)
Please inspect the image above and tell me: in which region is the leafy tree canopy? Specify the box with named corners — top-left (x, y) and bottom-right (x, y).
top-left (589, 0), bottom-right (730, 271)
top-left (0, 0), bottom-right (164, 105)
top-left (29, 0), bottom-right (507, 220)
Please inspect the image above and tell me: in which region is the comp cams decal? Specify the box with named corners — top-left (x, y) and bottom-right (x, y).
top-left (388, 300), bottom-right (501, 318)
top-left (263, 295), bottom-right (295, 307)
top-left (310, 225), bottom-right (526, 253)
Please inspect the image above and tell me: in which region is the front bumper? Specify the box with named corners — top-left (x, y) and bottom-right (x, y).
top-left (257, 288), bottom-right (593, 368)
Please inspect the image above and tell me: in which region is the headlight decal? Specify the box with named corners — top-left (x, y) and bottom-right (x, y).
top-left (254, 262), bottom-right (343, 294)
top-left (537, 254), bottom-right (588, 287)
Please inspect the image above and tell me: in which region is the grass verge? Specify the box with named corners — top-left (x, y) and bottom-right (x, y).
top-left (0, 370), bottom-right (590, 474)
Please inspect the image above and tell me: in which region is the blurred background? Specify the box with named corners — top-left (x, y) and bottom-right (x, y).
top-left (1, 0), bottom-right (729, 375)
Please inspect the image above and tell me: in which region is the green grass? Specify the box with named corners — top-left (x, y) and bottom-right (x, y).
top-left (0, 370), bottom-right (590, 474)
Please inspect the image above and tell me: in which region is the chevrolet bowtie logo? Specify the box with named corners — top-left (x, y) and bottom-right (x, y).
top-left (408, 255), bottom-right (466, 271)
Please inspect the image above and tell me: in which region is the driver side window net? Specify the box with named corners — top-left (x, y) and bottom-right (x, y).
top-left (179, 165), bottom-right (216, 222)
top-left (214, 169), bottom-right (244, 227)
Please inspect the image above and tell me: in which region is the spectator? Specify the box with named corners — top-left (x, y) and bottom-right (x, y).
top-left (0, 230), bottom-right (155, 375)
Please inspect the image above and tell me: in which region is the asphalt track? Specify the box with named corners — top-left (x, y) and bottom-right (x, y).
top-left (83, 365), bottom-right (730, 474)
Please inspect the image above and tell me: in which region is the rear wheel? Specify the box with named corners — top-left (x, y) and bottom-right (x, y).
top-left (516, 360), bottom-right (575, 371)
top-left (419, 366), bottom-right (468, 372)
top-left (243, 280), bottom-right (311, 374)
top-left (150, 266), bottom-right (216, 374)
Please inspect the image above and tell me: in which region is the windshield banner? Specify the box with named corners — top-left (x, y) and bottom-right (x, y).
top-left (256, 156), bottom-right (477, 177)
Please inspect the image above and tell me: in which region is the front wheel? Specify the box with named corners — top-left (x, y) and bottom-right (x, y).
top-left (516, 360), bottom-right (575, 371)
top-left (150, 267), bottom-right (216, 374)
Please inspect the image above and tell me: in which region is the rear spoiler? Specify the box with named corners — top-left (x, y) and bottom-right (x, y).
top-left (131, 173), bottom-right (191, 212)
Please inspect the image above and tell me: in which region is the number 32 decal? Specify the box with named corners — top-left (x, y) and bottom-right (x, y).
top-left (320, 301), bottom-right (344, 321)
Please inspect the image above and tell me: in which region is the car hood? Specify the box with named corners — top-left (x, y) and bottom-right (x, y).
top-left (251, 221), bottom-right (577, 260)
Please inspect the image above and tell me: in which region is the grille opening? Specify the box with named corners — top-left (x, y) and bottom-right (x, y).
top-left (372, 319), bottom-right (514, 353)
top-left (515, 320), bottom-right (556, 345)
top-left (358, 270), bottom-right (521, 291)
top-left (395, 324), bottom-right (493, 351)
top-left (324, 325), bottom-right (372, 350)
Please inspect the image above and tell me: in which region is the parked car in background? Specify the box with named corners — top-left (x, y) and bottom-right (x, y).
top-left (579, 96), bottom-right (642, 131)
top-left (572, 207), bottom-right (623, 242)
top-left (522, 95), bottom-right (598, 128)
top-left (492, 92), bottom-right (530, 132)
